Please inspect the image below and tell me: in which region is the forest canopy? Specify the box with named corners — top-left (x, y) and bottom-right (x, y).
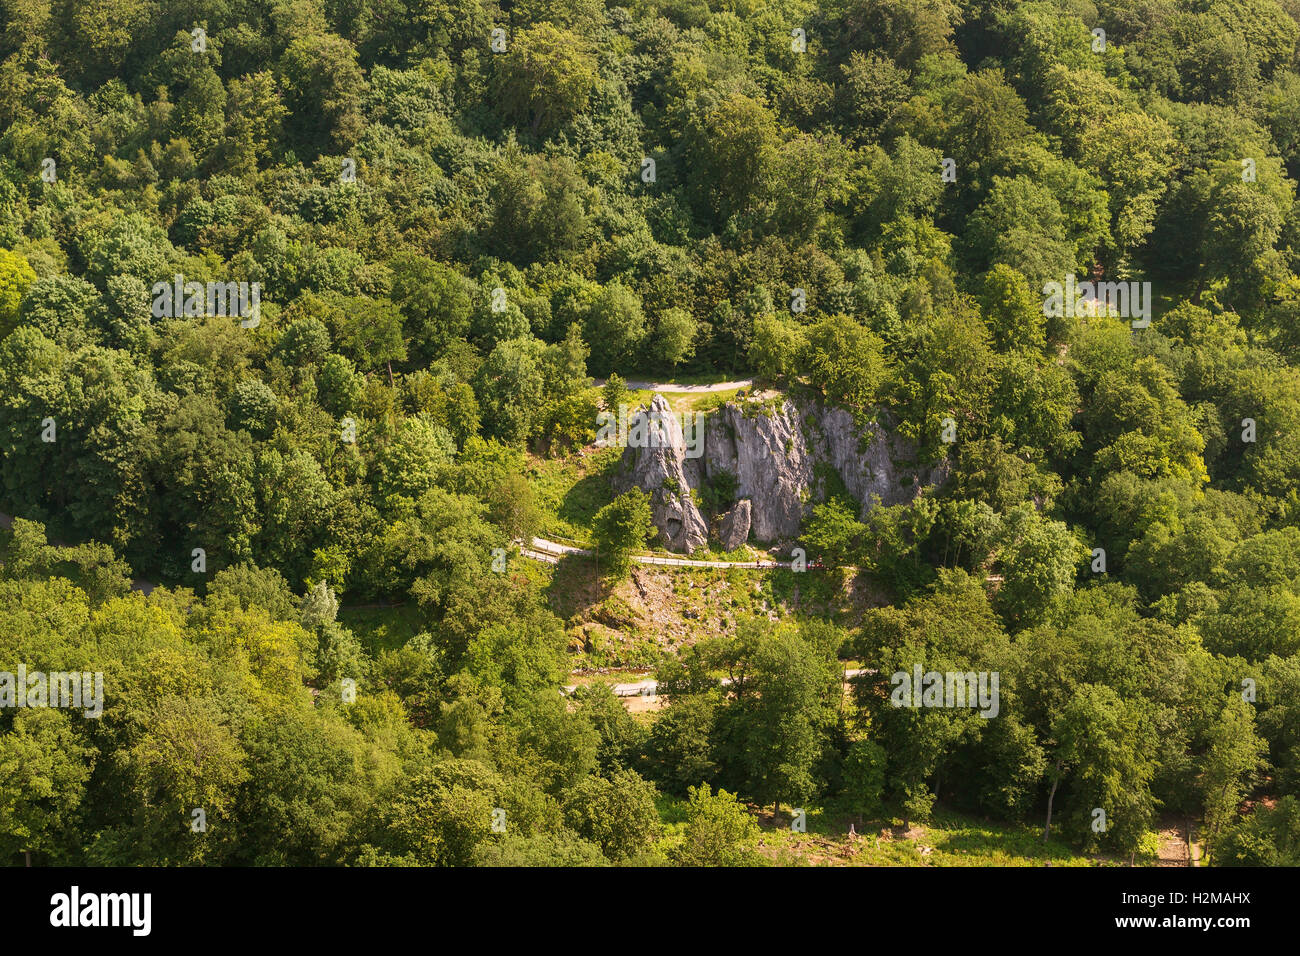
top-left (3, 0), bottom-right (1300, 868)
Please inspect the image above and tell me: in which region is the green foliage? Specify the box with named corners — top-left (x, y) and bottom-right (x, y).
top-left (0, 248), bottom-right (37, 335)
top-left (802, 497), bottom-right (867, 566)
top-left (801, 314), bottom-right (890, 410)
top-left (1217, 795), bottom-right (1300, 866)
top-left (591, 489), bottom-right (653, 579)
top-left (671, 783), bottom-right (763, 867)
top-left (841, 738), bottom-right (887, 819)
top-left (1, 0), bottom-right (1299, 870)
top-left (562, 768), bottom-right (660, 862)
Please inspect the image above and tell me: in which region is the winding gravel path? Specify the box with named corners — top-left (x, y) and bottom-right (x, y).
top-left (525, 536), bottom-right (801, 570)
top-left (592, 378), bottom-right (753, 393)
top-left (564, 668), bottom-right (869, 698)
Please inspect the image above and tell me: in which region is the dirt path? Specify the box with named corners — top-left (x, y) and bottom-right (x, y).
top-left (526, 536), bottom-right (804, 570)
top-left (593, 378), bottom-right (753, 393)
top-left (1156, 817), bottom-right (1202, 867)
top-left (525, 538), bottom-right (1011, 587)
top-left (561, 671), bottom-right (857, 707)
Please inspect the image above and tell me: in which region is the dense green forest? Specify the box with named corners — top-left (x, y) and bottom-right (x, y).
top-left (3, 0), bottom-right (1300, 867)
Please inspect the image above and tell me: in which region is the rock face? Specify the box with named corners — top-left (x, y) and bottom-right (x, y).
top-left (611, 395), bottom-right (709, 553)
top-left (809, 406), bottom-right (927, 514)
top-left (704, 401), bottom-right (812, 542)
top-left (717, 499), bottom-right (752, 552)
top-left (615, 393), bottom-right (945, 552)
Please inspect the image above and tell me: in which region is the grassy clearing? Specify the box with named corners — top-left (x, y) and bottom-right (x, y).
top-left (646, 798), bottom-right (1103, 866)
top-left (527, 446), bottom-right (622, 544)
top-left (546, 560), bottom-right (860, 669)
top-left (757, 805), bottom-right (1106, 867)
top-left (649, 372), bottom-right (744, 387)
top-left (607, 371), bottom-right (748, 389)
top-left (626, 387), bottom-right (746, 414)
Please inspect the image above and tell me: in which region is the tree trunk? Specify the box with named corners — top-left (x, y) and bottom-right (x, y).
top-left (24, 849), bottom-right (31, 867)
top-left (1044, 777), bottom-right (1060, 842)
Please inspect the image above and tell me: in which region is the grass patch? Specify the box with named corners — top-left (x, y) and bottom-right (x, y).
top-left (642, 796), bottom-right (1103, 867)
top-left (544, 553), bottom-right (602, 621)
top-left (527, 446), bottom-right (622, 544)
top-left (654, 793), bottom-right (692, 826)
top-left (624, 387), bottom-right (746, 415)
top-left (756, 804), bottom-right (1104, 867)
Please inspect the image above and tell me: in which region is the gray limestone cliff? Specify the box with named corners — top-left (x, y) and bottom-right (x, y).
top-left (610, 395), bottom-right (710, 553)
top-left (614, 393), bottom-right (945, 553)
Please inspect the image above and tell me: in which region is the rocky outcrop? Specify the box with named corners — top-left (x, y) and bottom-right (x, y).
top-left (704, 401), bottom-right (813, 542)
top-left (611, 395), bottom-right (709, 553)
top-left (717, 499), bottom-right (752, 551)
top-left (616, 393), bottom-right (945, 551)
top-left (807, 405), bottom-right (928, 513)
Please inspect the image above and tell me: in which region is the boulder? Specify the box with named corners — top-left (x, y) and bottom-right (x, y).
top-left (717, 499), bottom-right (752, 552)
